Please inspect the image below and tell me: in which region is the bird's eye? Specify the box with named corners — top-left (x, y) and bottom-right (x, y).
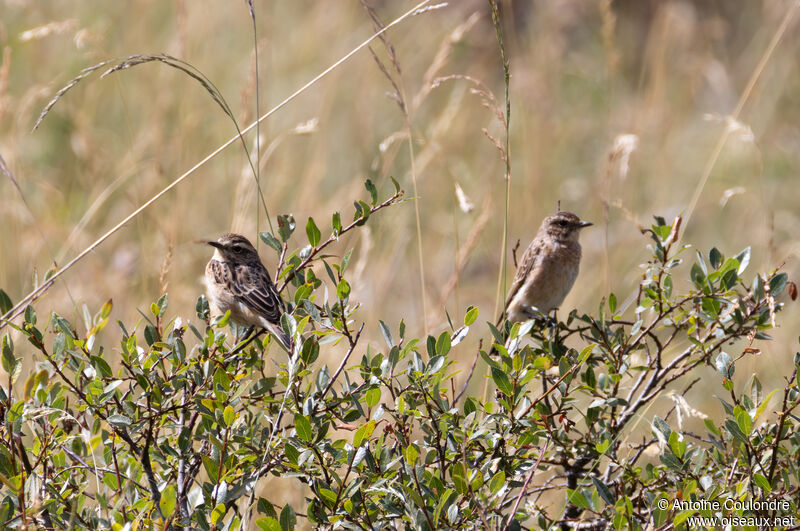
top-left (557, 220), bottom-right (568, 227)
top-left (232, 245), bottom-right (245, 253)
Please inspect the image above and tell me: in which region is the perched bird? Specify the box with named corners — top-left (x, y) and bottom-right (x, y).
top-left (204, 233), bottom-right (291, 350)
top-left (502, 211), bottom-right (592, 323)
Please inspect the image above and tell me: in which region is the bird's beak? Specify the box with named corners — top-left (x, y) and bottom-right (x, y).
top-left (207, 241), bottom-right (224, 250)
top-left (579, 221), bottom-right (593, 228)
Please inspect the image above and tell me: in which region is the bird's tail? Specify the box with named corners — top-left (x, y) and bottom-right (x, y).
top-left (266, 323), bottom-right (293, 352)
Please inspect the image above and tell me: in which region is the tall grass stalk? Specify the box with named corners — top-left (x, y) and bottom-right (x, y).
top-left (485, 0), bottom-right (511, 405)
top-left (681, 1), bottom-right (798, 236)
top-left (0, 0), bottom-right (435, 331)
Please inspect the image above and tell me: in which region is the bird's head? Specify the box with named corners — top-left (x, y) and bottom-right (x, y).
top-left (540, 211), bottom-right (593, 242)
top-left (207, 233), bottom-right (260, 262)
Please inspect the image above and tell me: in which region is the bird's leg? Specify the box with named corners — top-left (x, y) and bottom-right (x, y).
top-left (228, 326), bottom-right (263, 357)
top-left (236, 325), bottom-right (255, 344)
top-left (547, 309), bottom-right (559, 347)
top-left (522, 307), bottom-right (541, 321)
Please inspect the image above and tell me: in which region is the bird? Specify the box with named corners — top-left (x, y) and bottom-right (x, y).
top-left (501, 211), bottom-right (593, 324)
top-left (204, 233), bottom-right (291, 350)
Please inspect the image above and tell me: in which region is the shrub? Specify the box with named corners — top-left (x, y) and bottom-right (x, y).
top-left (1, 187), bottom-right (798, 530)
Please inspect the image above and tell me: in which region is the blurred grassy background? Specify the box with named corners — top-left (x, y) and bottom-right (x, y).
top-left (1, 0), bottom-right (799, 456)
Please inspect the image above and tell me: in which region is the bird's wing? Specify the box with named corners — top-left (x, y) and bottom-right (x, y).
top-left (231, 263), bottom-right (286, 326)
top-left (502, 239), bottom-right (543, 315)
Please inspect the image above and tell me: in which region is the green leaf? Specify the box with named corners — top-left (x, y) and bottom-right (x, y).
top-left (489, 471), bottom-right (505, 495)
top-left (318, 488), bottom-right (337, 508)
top-left (202, 456), bottom-right (219, 483)
top-left (306, 217), bottom-right (321, 247)
top-left (260, 232), bottom-right (283, 252)
top-left (365, 179), bottom-right (378, 205)
top-left (709, 247), bottom-right (722, 269)
top-left (331, 212), bottom-right (342, 236)
top-left (211, 503), bottom-right (226, 524)
top-left (567, 489), bottom-right (589, 509)
top-left (365, 388), bottom-right (381, 408)
top-left (714, 352), bottom-right (734, 378)
top-left (24, 305), bottom-right (36, 325)
top-left (735, 246), bottom-right (751, 274)
top-left (592, 478), bottom-right (615, 505)
top-left (256, 517), bottom-right (282, 531)
top-left (91, 356), bottom-right (112, 378)
top-left (659, 452), bottom-right (684, 470)
top-left (434, 488), bottom-right (455, 526)
top-left (451, 463), bottom-right (468, 495)
top-left (223, 405), bottom-right (235, 427)
top-left (196, 295), bottom-right (210, 320)
top-left (405, 444), bottom-right (419, 466)
top-left (354, 200), bottom-right (371, 225)
top-left (378, 320), bottom-right (393, 347)
top-left (279, 504), bottom-right (296, 531)
top-left (595, 439), bottom-right (610, 454)
top-left (435, 331), bottom-right (451, 355)
top-left (107, 414), bottom-right (132, 427)
top-left (1, 341), bottom-right (16, 374)
top-left (0, 289), bottom-right (12, 315)
top-left (340, 249), bottom-right (352, 275)
top-left (753, 274), bottom-right (765, 299)
top-left (690, 263), bottom-right (706, 288)
top-left (464, 305), bottom-right (478, 326)
top-left (608, 293), bottom-right (617, 313)
top-left (491, 367), bottom-right (513, 396)
top-left (99, 299), bottom-right (113, 319)
top-left (463, 397), bottom-right (477, 415)
top-left (704, 418), bottom-right (721, 437)
top-left (102, 472), bottom-right (119, 491)
top-left (724, 419), bottom-right (748, 444)
top-left (336, 279), bottom-right (350, 300)
top-left (295, 415), bottom-right (313, 443)
top-left (156, 293), bottom-right (168, 315)
top-left (159, 485), bottom-right (177, 517)
top-left (664, 275), bottom-right (673, 298)
top-left (753, 473), bottom-right (771, 493)
top-left (278, 214), bottom-right (296, 242)
top-left (769, 273), bottom-right (788, 296)
top-left (651, 416), bottom-right (672, 439)
top-left (736, 409), bottom-right (752, 435)
top-left (354, 420), bottom-right (376, 447)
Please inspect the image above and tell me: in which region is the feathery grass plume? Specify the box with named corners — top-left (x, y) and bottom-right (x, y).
top-left (362, 0), bottom-right (429, 332)
top-left (1, 1), bottom-right (437, 332)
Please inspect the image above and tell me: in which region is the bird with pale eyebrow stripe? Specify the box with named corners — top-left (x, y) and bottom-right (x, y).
top-left (501, 210), bottom-right (593, 324)
top-left (204, 233), bottom-right (291, 350)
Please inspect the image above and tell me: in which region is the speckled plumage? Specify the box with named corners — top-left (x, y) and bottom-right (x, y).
top-left (204, 233), bottom-right (290, 350)
top-left (504, 211), bottom-right (592, 323)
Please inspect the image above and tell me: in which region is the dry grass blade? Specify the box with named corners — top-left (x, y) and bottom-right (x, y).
top-left (681, 1), bottom-right (798, 237)
top-left (244, 0), bottom-right (269, 236)
top-left (432, 74), bottom-right (505, 126)
top-left (438, 196), bottom-right (491, 308)
top-left (486, 0), bottom-right (511, 319)
top-left (413, 11), bottom-right (480, 110)
top-left (0, 152), bottom-right (77, 310)
top-left (0, 0), bottom-right (436, 331)
top-left (36, 52), bottom-right (272, 231)
top-left (32, 59), bottom-right (115, 131)
top-left (362, 0), bottom-right (429, 331)
top-left (0, 153), bottom-right (59, 270)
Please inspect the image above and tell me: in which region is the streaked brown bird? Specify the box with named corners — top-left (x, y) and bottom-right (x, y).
top-left (204, 233), bottom-right (291, 350)
top-left (502, 211), bottom-right (593, 323)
